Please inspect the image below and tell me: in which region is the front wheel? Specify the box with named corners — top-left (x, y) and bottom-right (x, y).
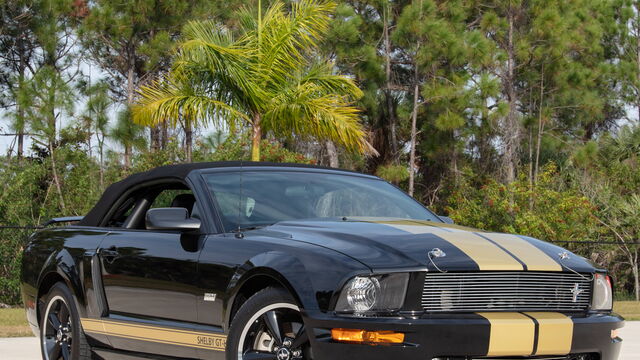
top-left (226, 287), bottom-right (311, 360)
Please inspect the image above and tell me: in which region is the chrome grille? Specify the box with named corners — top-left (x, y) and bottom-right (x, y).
top-left (422, 272), bottom-right (592, 312)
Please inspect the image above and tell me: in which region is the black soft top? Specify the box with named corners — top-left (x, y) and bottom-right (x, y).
top-left (78, 161), bottom-right (362, 227)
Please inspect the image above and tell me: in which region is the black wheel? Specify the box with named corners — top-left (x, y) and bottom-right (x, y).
top-left (226, 287), bottom-right (310, 360)
top-left (40, 282), bottom-right (90, 360)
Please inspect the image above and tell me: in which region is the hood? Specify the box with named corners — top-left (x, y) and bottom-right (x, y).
top-left (262, 219), bottom-right (596, 273)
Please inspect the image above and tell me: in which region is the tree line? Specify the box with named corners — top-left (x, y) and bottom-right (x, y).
top-left (1, 0), bottom-right (640, 303)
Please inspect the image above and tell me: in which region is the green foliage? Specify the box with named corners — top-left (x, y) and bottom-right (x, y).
top-left (133, 0), bottom-right (369, 161)
top-left (375, 164), bottom-right (409, 184)
top-left (448, 164), bottom-right (596, 243)
top-left (197, 132), bottom-right (315, 165)
top-left (567, 125), bottom-right (640, 299)
top-left (78, 0), bottom-right (219, 99)
top-left (0, 147), bottom-right (102, 304)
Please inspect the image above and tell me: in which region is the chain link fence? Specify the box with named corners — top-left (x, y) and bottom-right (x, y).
top-left (0, 227), bottom-right (37, 306)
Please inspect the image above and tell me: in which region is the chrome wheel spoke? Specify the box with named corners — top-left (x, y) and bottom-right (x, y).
top-left (243, 350), bottom-right (277, 360)
top-left (58, 305), bottom-right (69, 323)
top-left (48, 313), bottom-right (61, 329)
top-left (48, 342), bottom-right (61, 360)
top-left (60, 342), bottom-right (70, 360)
top-left (291, 325), bottom-right (308, 349)
top-left (262, 311), bottom-right (282, 345)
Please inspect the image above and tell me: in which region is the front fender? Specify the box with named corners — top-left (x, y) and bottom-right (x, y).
top-left (226, 252), bottom-right (314, 312)
top-left (223, 246), bottom-right (369, 328)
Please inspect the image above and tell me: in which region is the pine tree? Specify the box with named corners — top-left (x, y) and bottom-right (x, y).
top-left (80, 80), bottom-right (111, 187)
top-left (0, 0), bottom-right (40, 161)
top-left (325, 1), bottom-right (407, 169)
top-left (78, 0), bottom-right (221, 151)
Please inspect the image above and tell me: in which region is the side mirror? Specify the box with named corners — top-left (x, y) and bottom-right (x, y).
top-left (146, 208), bottom-right (201, 231)
top-left (439, 215), bottom-right (454, 224)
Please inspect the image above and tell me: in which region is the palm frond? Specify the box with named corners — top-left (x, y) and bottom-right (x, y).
top-left (262, 81), bottom-right (373, 154)
top-left (177, 21), bottom-right (265, 111)
top-left (132, 77), bottom-right (248, 129)
top-left (300, 61), bottom-right (364, 99)
top-left (256, 0), bottom-right (337, 88)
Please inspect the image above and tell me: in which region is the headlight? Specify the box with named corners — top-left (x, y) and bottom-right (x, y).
top-left (592, 273), bottom-right (613, 311)
top-left (335, 273), bottom-right (409, 313)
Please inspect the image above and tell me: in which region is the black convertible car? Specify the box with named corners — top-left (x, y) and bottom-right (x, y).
top-left (21, 162), bottom-right (623, 360)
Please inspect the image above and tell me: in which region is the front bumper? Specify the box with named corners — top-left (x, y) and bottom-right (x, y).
top-left (303, 311), bottom-right (624, 360)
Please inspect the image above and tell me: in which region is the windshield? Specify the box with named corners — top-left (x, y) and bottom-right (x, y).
top-left (202, 170), bottom-right (441, 231)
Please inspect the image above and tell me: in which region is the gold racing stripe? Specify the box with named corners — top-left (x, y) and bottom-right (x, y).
top-left (80, 318), bottom-right (227, 351)
top-left (524, 312), bottom-right (573, 355)
top-left (80, 318), bottom-right (106, 333)
top-left (480, 233), bottom-right (562, 271)
top-left (477, 312), bottom-right (535, 357)
top-left (369, 220), bottom-right (523, 270)
top-left (365, 218), bottom-right (479, 232)
top-left (431, 231), bottom-right (524, 271)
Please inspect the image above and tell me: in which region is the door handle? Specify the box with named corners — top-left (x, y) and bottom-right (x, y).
top-left (99, 246), bottom-right (119, 262)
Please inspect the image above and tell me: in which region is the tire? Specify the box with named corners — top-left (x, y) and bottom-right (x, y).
top-left (226, 287), bottom-right (311, 360)
top-left (40, 282), bottom-right (91, 360)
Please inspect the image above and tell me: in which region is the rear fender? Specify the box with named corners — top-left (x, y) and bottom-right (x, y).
top-left (36, 248), bottom-right (86, 321)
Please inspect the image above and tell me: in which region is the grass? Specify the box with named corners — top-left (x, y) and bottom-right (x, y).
top-left (0, 308), bottom-right (33, 337)
top-left (615, 300), bottom-right (640, 320)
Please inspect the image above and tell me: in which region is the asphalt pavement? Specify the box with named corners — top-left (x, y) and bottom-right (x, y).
top-left (1, 321), bottom-right (638, 359)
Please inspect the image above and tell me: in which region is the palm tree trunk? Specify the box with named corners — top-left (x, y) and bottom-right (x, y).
top-left (161, 119), bottom-right (168, 150)
top-left (185, 119), bottom-right (193, 162)
top-left (326, 140), bottom-right (339, 167)
top-left (150, 127), bottom-right (160, 152)
top-left (251, 113), bottom-right (262, 161)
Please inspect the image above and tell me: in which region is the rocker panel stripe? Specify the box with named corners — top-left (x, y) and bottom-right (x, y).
top-left (81, 318), bottom-right (227, 351)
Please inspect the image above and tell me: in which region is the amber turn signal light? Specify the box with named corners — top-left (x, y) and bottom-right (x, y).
top-left (331, 328), bottom-right (405, 344)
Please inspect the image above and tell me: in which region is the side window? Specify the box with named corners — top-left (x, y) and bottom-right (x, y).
top-left (150, 189), bottom-right (193, 210)
top-left (104, 183), bottom-right (198, 229)
top-left (105, 197), bottom-right (137, 228)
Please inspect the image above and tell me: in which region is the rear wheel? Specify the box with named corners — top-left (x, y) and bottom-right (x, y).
top-left (40, 282), bottom-right (90, 360)
top-left (226, 287), bottom-right (311, 360)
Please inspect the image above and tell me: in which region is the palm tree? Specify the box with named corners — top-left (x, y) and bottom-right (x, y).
top-left (132, 0), bottom-right (372, 161)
